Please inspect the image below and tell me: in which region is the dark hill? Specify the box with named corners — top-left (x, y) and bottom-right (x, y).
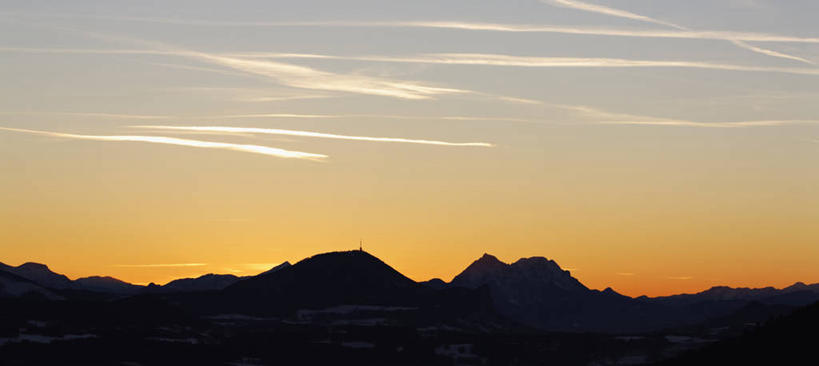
top-left (74, 276), bottom-right (142, 295)
top-left (0, 262), bottom-right (74, 290)
top-left (0, 270), bottom-right (63, 300)
top-left (161, 274), bottom-right (242, 293)
top-left (221, 251), bottom-right (420, 315)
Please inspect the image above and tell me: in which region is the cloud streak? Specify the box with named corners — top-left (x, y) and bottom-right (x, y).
top-left (134, 125), bottom-right (495, 147)
top-left (112, 263), bottom-right (208, 268)
top-left (5, 47), bottom-right (819, 78)
top-left (542, 0), bottom-right (814, 64)
top-left (551, 104), bottom-right (819, 128)
top-left (0, 46), bottom-right (469, 100)
top-left (547, 0), bottom-right (680, 28)
top-left (0, 110), bottom-right (534, 123)
top-left (0, 111), bottom-right (172, 120)
top-left (190, 52), bottom-right (467, 100)
top-left (59, 16), bottom-right (819, 44)
top-left (599, 119), bottom-right (818, 128)
top-left (240, 52), bottom-right (819, 76)
top-left (10, 14), bottom-right (819, 45)
top-left (0, 127), bottom-right (327, 160)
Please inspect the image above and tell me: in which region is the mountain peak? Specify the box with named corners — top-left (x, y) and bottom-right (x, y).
top-left (450, 254), bottom-right (508, 285)
top-left (6, 262), bottom-right (74, 289)
top-left (477, 253), bottom-right (506, 266)
top-left (18, 262), bottom-right (51, 271)
top-left (259, 261), bottom-right (291, 276)
top-left (512, 256), bottom-right (560, 269)
top-left (223, 250), bottom-right (418, 314)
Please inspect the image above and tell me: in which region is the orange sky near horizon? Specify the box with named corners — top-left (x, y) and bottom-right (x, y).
top-left (2, 1), bottom-right (819, 298)
top-left (1, 136), bottom-right (817, 298)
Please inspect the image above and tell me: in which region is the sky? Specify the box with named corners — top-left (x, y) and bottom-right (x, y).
top-left (1, 0), bottom-right (818, 297)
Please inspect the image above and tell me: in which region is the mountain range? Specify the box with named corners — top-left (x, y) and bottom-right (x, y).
top-left (2, 251), bottom-right (818, 333)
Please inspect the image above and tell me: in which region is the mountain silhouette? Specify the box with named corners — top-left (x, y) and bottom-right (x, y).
top-left (148, 262), bottom-right (291, 293)
top-left (0, 269), bottom-right (63, 300)
top-left (445, 254), bottom-right (819, 332)
top-left (257, 261), bottom-right (291, 276)
top-left (74, 276), bottom-right (143, 295)
top-left (160, 250), bottom-right (501, 329)
top-left (645, 282), bottom-right (819, 307)
top-left (452, 253), bottom-right (588, 292)
top-left (221, 251), bottom-right (421, 314)
top-left (0, 262), bottom-right (74, 290)
top-left (449, 253), bottom-right (661, 331)
top-left (2, 252), bottom-right (818, 334)
top-left (160, 274), bottom-right (242, 293)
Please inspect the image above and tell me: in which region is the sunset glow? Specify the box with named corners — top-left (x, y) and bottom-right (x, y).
top-left (2, 0), bottom-right (818, 298)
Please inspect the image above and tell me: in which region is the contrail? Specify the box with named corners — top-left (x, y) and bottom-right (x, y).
top-left (5, 47), bottom-right (819, 77)
top-left (0, 110), bottom-right (534, 123)
top-left (30, 14), bottom-right (819, 44)
top-left (112, 263), bottom-right (208, 268)
top-left (549, 104), bottom-right (819, 128)
top-left (211, 113), bottom-right (532, 123)
top-left (8, 13), bottom-right (819, 46)
top-left (0, 127), bottom-right (327, 160)
top-left (542, 0), bottom-right (814, 65)
top-left (547, 0), bottom-right (680, 28)
top-left (191, 52), bottom-right (468, 100)
top-left (0, 111), bottom-right (172, 120)
top-left (133, 125), bottom-right (495, 147)
top-left (237, 52), bottom-right (819, 76)
top-left (0, 45), bottom-right (470, 100)
top-left (599, 119), bottom-right (818, 128)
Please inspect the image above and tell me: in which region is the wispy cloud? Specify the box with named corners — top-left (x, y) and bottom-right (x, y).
top-left (6, 46), bottom-right (819, 78)
top-left (546, 0), bottom-right (680, 28)
top-left (542, 0), bottom-right (814, 64)
top-left (54, 16), bottom-right (819, 44)
top-left (0, 127), bottom-right (327, 160)
top-left (616, 272), bottom-right (636, 276)
top-left (1, 45), bottom-right (470, 100)
top-left (191, 52), bottom-right (468, 100)
top-left (667, 276), bottom-right (694, 280)
top-left (391, 21), bottom-right (819, 44)
top-left (599, 119), bottom-right (818, 128)
top-left (157, 87), bottom-right (332, 103)
top-left (239, 52), bottom-right (819, 76)
top-left (0, 110), bottom-right (534, 123)
top-left (10, 12), bottom-right (819, 45)
top-left (19, 13), bottom-right (819, 44)
top-left (550, 103), bottom-right (819, 128)
top-left (0, 111), bottom-right (171, 120)
top-left (133, 125), bottom-right (495, 147)
top-left (112, 263), bottom-right (208, 268)
top-left (212, 113), bottom-right (533, 123)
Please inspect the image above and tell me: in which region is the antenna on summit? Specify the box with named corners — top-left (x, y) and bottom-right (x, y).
top-left (359, 239), bottom-right (363, 252)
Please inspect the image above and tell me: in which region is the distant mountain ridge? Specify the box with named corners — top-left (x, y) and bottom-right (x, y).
top-left (0, 269), bottom-right (63, 300)
top-left (442, 254), bottom-right (819, 332)
top-left (0, 260), bottom-right (290, 296)
top-left (2, 253), bottom-right (818, 333)
top-left (447, 254), bottom-right (661, 331)
top-left (74, 276), bottom-right (143, 294)
top-left (0, 262), bottom-right (74, 290)
top-left (156, 262), bottom-right (290, 293)
top-left (644, 282), bottom-right (819, 305)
